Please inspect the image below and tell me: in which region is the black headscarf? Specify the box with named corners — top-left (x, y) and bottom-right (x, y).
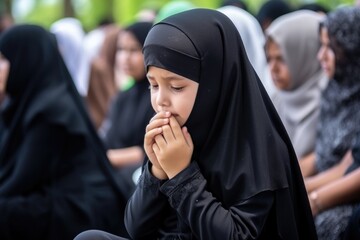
top-left (257, 0), bottom-right (292, 27)
top-left (143, 8), bottom-right (316, 238)
top-left (0, 24), bottom-right (125, 197)
top-left (125, 21), bottom-right (153, 47)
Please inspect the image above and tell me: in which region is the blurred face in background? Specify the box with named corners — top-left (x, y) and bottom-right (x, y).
top-left (317, 27), bottom-right (335, 79)
top-left (0, 53), bottom-right (10, 95)
top-left (116, 30), bottom-right (146, 81)
top-left (266, 38), bottom-right (292, 90)
top-left (0, 13), bottom-right (13, 35)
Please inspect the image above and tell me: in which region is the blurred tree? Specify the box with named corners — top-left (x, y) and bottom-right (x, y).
top-left (8, 0), bottom-right (359, 31)
top-left (64, 0), bottom-right (74, 17)
top-left (76, 0), bottom-right (114, 31)
top-left (23, 0), bottom-right (62, 28)
top-left (0, 0), bottom-right (12, 13)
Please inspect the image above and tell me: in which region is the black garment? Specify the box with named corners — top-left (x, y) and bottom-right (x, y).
top-left (0, 25), bottom-right (129, 239)
top-left (343, 134), bottom-right (360, 240)
top-left (101, 80), bottom-right (154, 197)
top-left (102, 80), bottom-right (153, 151)
top-left (125, 9), bottom-right (316, 239)
top-left (256, 0), bottom-right (292, 30)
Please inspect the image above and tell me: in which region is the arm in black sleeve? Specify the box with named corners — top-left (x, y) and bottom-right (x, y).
top-left (125, 161), bottom-right (169, 239)
top-left (160, 161), bottom-right (275, 240)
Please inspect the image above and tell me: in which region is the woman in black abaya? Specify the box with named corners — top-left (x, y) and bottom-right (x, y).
top-left (75, 8), bottom-right (316, 240)
top-left (0, 25), bottom-right (129, 239)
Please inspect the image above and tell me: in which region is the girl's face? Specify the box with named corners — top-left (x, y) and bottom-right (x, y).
top-left (147, 66), bottom-right (199, 126)
top-left (266, 39), bottom-right (292, 90)
top-left (0, 54), bottom-right (9, 94)
top-left (317, 27), bottom-right (335, 79)
top-left (116, 31), bottom-right (145, 81)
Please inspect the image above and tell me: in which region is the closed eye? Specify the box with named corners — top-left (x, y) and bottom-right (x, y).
top-left (148, 84), bottom-right (158, 90)
top-left (172, 86), bottom-right (184, 92)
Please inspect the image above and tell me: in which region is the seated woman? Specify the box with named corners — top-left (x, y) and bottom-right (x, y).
top-left (300, 6), bottom-right (360, 240)
top-left (99, 21), bottom-right (154, 197)
top-left (0, 24), bottom-right (129, 239)
top-left (265, 10), bottom-right (327, 159)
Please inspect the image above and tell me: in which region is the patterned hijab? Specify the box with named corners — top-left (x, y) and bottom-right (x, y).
top-left (315, 6), bottom-right (360, 171)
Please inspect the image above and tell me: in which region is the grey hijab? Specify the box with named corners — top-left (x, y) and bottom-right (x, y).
top-left (315, 6), bottom-right (360, 171)
top-left (266, 10), bottom-right (328, 158)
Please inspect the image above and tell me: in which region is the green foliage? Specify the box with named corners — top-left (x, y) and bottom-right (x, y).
top-left (76, 0), bottom-right (113, 31)
top-left (13, 0), bottom-right (359, 31)
top-left (18, 1), bottom-right (62, 29)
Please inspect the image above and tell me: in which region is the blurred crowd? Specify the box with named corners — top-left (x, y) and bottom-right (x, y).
top-left (1, 0), bottom-right (360, 239)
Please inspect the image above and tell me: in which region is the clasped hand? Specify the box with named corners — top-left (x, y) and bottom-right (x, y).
top-left (144, 111), bottom-right (194, 179)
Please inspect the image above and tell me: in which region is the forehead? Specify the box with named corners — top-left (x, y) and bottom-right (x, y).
top-left (266, 39), bottom-right (282, 54)
top-left (118, 31), bottom-right (139, 46)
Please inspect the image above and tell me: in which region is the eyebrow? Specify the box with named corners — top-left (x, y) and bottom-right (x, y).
top-left (147, 74), bottom-right (185, 81)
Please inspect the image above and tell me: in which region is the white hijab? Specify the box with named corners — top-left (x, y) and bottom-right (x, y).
top-left (217, 6), bottom-right (277, 101)
top-left (266, 10), bottom-right (328, 158)
top-left (50, 18), bottom-right (85, 94)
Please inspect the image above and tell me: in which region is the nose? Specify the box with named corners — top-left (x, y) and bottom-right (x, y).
top-left (268, 60), bottom-right (278, 75)
top-left (317, 46), bottom-right (326, 62)
top-left (155, 88), bottom-right (170, 110)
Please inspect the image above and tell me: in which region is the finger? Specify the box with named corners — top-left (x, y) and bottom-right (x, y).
top-left (169, 116), bottom-right (183, 140)
top-left (182, 126), bottom-right (194, 148)
top-left (149, 111), bottom-right (171, 123)
top-left (152, 142), bottom-right (160, 154)
top-left (145, 127), bottom-right (162, 144)
top-left (154, 134), bottom-right (167, 149)
top-left (162, 124), bottom-right (175, 142)
top-left (146, 118), bottom-right (169, 132)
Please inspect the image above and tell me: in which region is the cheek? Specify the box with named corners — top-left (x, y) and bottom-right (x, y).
top-left (115, 53), bottom-right (122, 68)
top-left (132, 56), bottom-right (145, 73)
top-left (134, 55), bottom-right (145, 68)
top-left (176, 96), bottom-right (195, 124)
top-left (150, 94), bottom-right (157, 111)
top-left (118, 53), bottom-right (127, 66)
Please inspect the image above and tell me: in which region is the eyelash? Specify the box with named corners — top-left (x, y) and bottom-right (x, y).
top-left (148, 84), bottom-right (184, 92)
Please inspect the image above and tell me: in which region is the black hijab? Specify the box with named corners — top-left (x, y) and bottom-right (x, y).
top-left (143, 8), bottom-right (316, 238)
top-left (125, 21), bottom-right (152, 48)
top-left (0, 24), bottom-right (125, 197)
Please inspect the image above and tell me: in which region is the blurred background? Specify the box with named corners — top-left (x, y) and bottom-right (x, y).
top-left (0, 0), bottom-right (355, 32)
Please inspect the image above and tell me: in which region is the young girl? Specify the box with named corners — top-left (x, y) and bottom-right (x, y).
top-left (75, 8), bottom-right (316, 240)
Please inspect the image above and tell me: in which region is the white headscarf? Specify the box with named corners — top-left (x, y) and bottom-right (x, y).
top-left (50, 18), bottom-right (85, 94)
top-left (217, 6), bottom-right (277, 101)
